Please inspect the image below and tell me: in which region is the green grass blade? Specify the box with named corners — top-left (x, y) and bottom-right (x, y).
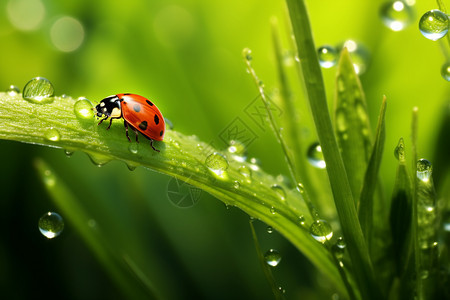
top-left (34, 158), bottom-right (161, 299)
top-left (0, 92), bottom-right (343, 293)
top-left (284, 0), bottom-right (380, 298)
top-left (358, 96), bottom-right (387, 246)
top-left (334, 49), bottom-right (372, 203)
top-left (249, 220), bottom-right (285, 300)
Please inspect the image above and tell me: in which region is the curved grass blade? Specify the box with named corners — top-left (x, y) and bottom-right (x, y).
top-left (284, 0), bottom-right (380, 298)
top-left (358, 96), bottom-right (387, 246)
top-left (334, 49), bottom-right (372, 203)
top-left (0, 92), bottom-right (343, 293)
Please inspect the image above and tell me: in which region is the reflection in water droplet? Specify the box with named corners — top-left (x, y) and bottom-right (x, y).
top-left (128, 143), bottom-right (139, 154)
top-left (64, 149), bottom-right (74, 157)
top-left (380, 1), bottom-right (414, 31)
top-left (44, 128), bottom-right (61, 142)
top-left (296, 183), bottom-right (305, 194)
top-left (317, 45), bottom-right (338, 68)
top-left (417, 158), bottom-right (432, 182)
top-left (441, 61), bottom-right (450, 82)
top-left (394, 137), bottom-right (405, 161)
top-left (38, 212), bottom-right (64, 239)
top-left (298, 215), bottom-right (306, 226)
top-left (266, 226), bottom-right (273, 234)
top-left (227, 140), bottom-right (247, 162)
top-left (74, 97), bottom-right (94, 119)
top-left (271, 184), bottom-right (286, 201)
top-left (310, 219), bottom-right (333, 243)
top-left (307, 142), bottom-right (326, 169)
top-left (419, 9), bottom-right (449, 41)
top-left (23, 77), bottom-right (55, 103)
top-left (238, 165), bottom-right (252, 182)
top-left (270, 206), bottom-right (277, 215)
top-left (7, 85), bottom-right (20, 95)
top-left (205, 152), bottom-right (229, 176)
top-left (336, 237), bottom-right (346, 249)
top-left (264, 249), bottom-right (281, 267)
top-left (88, 153), bottom-right (112, 167)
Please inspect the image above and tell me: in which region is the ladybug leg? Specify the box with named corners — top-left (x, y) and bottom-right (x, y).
top-left (123, 121), bottom-right (132, 142)
top-left (132, 127), bottom-right (140, 143)
top-left (150, 139), bottom-right (160, 152)
top-left (98, 117), bottom-right (108, 126)
top-left (106, 118), bottom-right (114, 130)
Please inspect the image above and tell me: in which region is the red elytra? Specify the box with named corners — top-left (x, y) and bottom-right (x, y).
top-left (95, 93), bottom-right (165, 152)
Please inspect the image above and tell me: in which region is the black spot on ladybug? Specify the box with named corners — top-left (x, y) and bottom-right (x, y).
top-left (133, 104), bottom-right (141, 112)
top-left (139, 121), bottom-right (148, 130)
top-left (160, 130), bottom-right (163, 136)
top-left (123, 93), bottom-right (131, 95)
top-left (146, 100), bottom-right (154, 106)
top-left (154, 114), bottom-right (159, 125)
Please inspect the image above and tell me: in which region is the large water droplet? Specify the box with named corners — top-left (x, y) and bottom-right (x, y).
top-left (74, 98), bottom-right (94, 119)
top-left (417, 158), bottom-right (432, 182)
top-left (227, 140), bottom-right (247, 162)
top-left (310, 219), bottom-right (333, 243)
top-left (205, 152), bottom-right (229, 176)
top-left (271, 184), bottom-right (286, 201)
top-left (307, 142), bottom-right (326, 169)
top-left (339, 40), bottom-right (370, 75)
top-left (394, 137), bottom-right (405, 161)
top-left (380, 1), bottom-right (414, 31)
top-left (264, 249), bottom-right (282, 267)
top-left (7, 85), bottom-right (20, 95)
top-left (419, 9), bottom-right (449, 41)
top-left (88, 153), bottom-right (112, 167)
top-left (23, 77), bottom-right (55, 104)
top-left (441, 61), bottom-right (450, 82)
top-left (44, 128), bottom-right (61, 142)
top-left (317, 45), bottom-right (338, 68)
top-left (38, 212), bottom-right (64, 239)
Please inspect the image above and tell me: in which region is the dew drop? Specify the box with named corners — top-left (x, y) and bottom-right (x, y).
top-left (238, 165), bottom-right (252, 182)
top-left (310, 219), bottom-right (333, 243)
top-left (44, 128), bottom-right (61, 142)
top-left (394, 137), bottom-right (405, 161)
top-left (64, 149), bottom-right (74, 157)
top-left (271, 184), bottom-right (286, 201)
top-left (74, 97), bottom-right (94, 119)
top-left (22, 77), bottom-right (55, 103)
top-left (233, 180), bottom-right (240, 189)
top-left (264, 249), bottom-right (281, 267)
top-left (266, 226), bottom-right (274, 234)
top-left (441, 61), bottom-right (450, 81)
top-left (270, 206), bottom-right (277, 215)
top-left (7, 85), bottom-right (20, 95)
top-left (88, 153), bottom-right (112, 167)
top-left (419, 9), bottom-right (449, 41)
top-left (298, 215), bottom-right (306, 226)
top-left (126, 163), bottom-right (137, 171)
top-left (380, 1), bottom-right (414, 31)
top-left (242, 48), bottom-right (252, 61)
top-left (38, 212), bottom-right (64, 239)
top-left (336, 237), bottom-right (346, 249)
top-left (164, 118), bottom-right (174, 130)
top-left (417, 158), bottom-right (432, 182)
top-left (296, 183), bottom-right (305, 194)
top-left (205, 152), bottom-right (229, 176)
top-left (43, 169), bottom-right (56, 187)
top-left (317, 45), bottom-right (338, 68)
top-left (249, 157), bottom-right (261, 171)
top-left (227, 140), bottom-right (247, 162)
top-left (128, 143), bottom-right (139, 154)
top-left (307, 142), bottom-right (326, 169)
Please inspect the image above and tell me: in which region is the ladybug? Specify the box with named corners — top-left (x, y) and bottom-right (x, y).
top-left (95, 93), bottom-right (165, 152)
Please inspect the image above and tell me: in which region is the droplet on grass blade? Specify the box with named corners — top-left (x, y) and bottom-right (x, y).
top-left (419, 9), bottom-right (449, 41)
top-left (38, 212), bottom-right (64, 239)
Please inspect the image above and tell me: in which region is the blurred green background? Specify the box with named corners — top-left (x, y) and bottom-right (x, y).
top-left (0, 0), bottom-right (448, 299)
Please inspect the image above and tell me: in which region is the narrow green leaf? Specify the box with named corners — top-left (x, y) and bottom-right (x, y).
top-left (334, 49), bottom-right (372, 203)
top-left (359, 96), bottom-right (387, 246)
top-left (249, 220), bottom-right (285, 300)
top-left (0, 92), bottom-right (343, 293)
top-left (34, 158), bottom-right (161, 300)
top-left (284, 0), bottom-right (380, 299)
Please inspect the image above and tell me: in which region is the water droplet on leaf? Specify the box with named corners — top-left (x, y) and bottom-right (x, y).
top-left (264, 249), bottom-right (281, 267)
top-left (205, 152), bottom-right (229, 176)
top-left (128, 143), bottom-right (139, 154)
top-left (441, 61), bottom-right (450, 81)
top-left (310, 219), bottom-right (333, 243)
top-left (44, 128), bottom-right (61, 142)
top-left (23, 77), bottom-right (55, 104)
top-left (380, 1), bottom-right (414, 31)
top-left (417, 158), bottom-right (432, 182)
top-left (88, 153), bottom-right (112, 167)
top-left (74, 98), bottom-right (94, 119)
top-left (227, 140), bottom-right (247, 162)
top-left (394, 137), bottom-right (405, 161)
top-left (38, 212), bottom-right (64, 239)
top-left (267, 226), bottom-right (273, 234)
top-left (270, 206), bottom-right (277, 214)
top-left (7, 85), bottom-right (20, 95)
top-left (317, 45), bottom-right (338, 68)
top-left (238, 165), bottom-right (252, 182)
top-left (419, 9), bottom-right (449, 41)
top-left (271, 184), bottom-right (286, 201)
top-left (339, 40), bottom-right (370, 75)
top-left (243, 48), bottom-right (252, 61)
top-left (307, 142), bottom-right (326, 169)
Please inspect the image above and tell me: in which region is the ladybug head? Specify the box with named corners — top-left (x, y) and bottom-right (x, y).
top-left (95, 95), bottom-right (122, 118)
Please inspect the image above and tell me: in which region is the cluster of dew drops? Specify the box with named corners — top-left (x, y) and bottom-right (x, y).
top-left (316, 1), bottom-right (450, 81)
